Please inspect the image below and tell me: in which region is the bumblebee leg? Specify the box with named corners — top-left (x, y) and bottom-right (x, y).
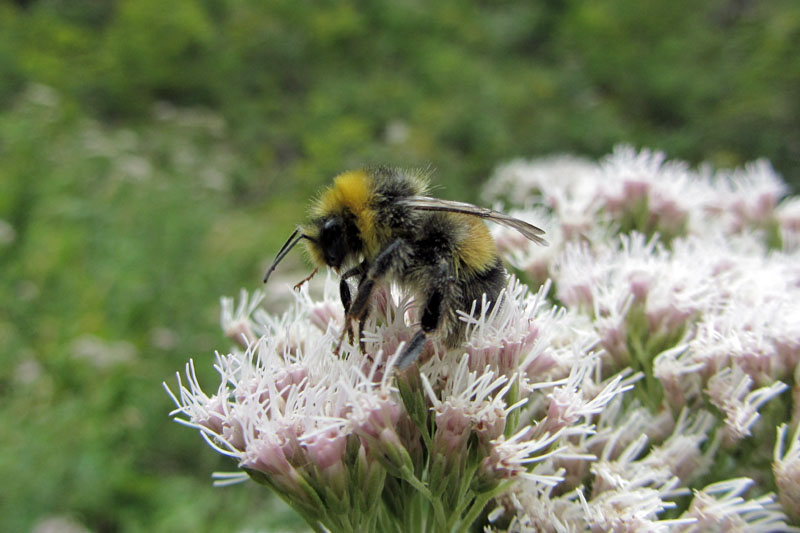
top-left (293, 267), bottom-right (319, 291)
top-left (333, 325), bottom-right (349, 356)
top-left (346, 261), bottom-right (368, 282)
top-left (339, 261), bottom-right (368, 315)
top-left (333, 262), bottom-right (369, 355)
top-left (334, 286), bottom-right (356, 356)
top-left (348, 239), bottom-right (404, 325)
top-left (396, 290), bottom-right (443, 370)
top-left (397, 330), bottom-right (427, 370)
top-left (357, 312), bottom-right (368, 353)
top-left (340, 279), bottom-right (352, 316)
top-left (348, 277), bottom-right (375, 324)
top-left (335, 240), bottom-right (406, 355)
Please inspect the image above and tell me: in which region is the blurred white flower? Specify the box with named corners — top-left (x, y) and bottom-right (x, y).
top-left (774, 423), bottom-right (800, 521)
top-left (482, 155), bottom-right (600, 215)
top-left (0, 219), bottom-right (16, 246)
top-left (677, 478), bottom-right (797, 532)
top-left (707, 160), bottom-right (788, 234)
top-left (706, 366), bottom-right (788, 444)
top-left (777, 197), bottom-right (800, 250)
top-left (70, 334), bottom-right (136, 368)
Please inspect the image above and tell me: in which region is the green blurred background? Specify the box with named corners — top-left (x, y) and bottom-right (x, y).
top-left (1, 1), bottom-right (798, 531)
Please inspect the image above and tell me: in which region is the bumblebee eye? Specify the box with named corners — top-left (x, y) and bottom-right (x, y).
top-left (319, 216), bottom-right (347, 268)
top-left (322, 217), bottom-right (342, 233)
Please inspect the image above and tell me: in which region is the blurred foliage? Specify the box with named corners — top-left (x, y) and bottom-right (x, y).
top-left (0, 0), bottom-right (798, 531)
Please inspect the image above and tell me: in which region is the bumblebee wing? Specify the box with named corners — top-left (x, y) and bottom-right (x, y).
top-left (401, 196), bottom-right (548, 245)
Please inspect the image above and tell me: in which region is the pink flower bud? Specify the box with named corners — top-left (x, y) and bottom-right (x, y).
top-left (473, 405), bottom-right (507, 446)
top-left (308, 301), bottom-right (342, 332)
top-left (196, 395), bottom-right (228, 436)
top-left (222, 418), bottom-right (246, 452)
top-left (627, 271), bottom-right (651, 303)
top-left (622, 180), bottom-right (650, 202)
top-left (303, 428), bottom-right (347, 471)
top-left (355, 395), bottom-right (402, 442)
top-left (224, 320), bottom-right (257, 349)
top-left (560, 282), bottom-right (594, 309)
top-left (275, 364), bottom-right (309, 400)
top-left (244, 435), bottom-right (294, 477)
top-left (433, 404), bottom-right (471, 457)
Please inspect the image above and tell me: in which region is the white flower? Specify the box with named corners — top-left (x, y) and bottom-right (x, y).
top-left (482, 155), bottom-right (601, 217)
top-left (706, 366), bottom-right (788, 444)
top-left (421, 354), bottom-right (515, 448)
top-left (677, 478), bottom-right (797, 533)
top-left (653, 343), bottom-right (704, 411)
top-left (169, 271), bottom-right (628, 530)
top-left (539, 361), bottom-right (633, 435)
top-left (487, 477), bottom-right (585, 533)
top-left (577, 485), bottom-right (696, 533)
top-left (479, 426), bottom-right (567, 485)
top-left (777, 197), bottom-right (800, 250)
top-left (460, 278), bottom-right (598, 381)
top-left (637, 409), bottom-right (717, 483)
top-left (706, 159), bottom-right (788, 233)
top-left (774, 423), bottom-right (800, 521)
top-left (554, 233), bottom-right (712, 374)
top-left (573, 412), bottom-right (719, 532)
top-left (220, 288), bottom-right (265, 348)
top-left (598, 146), bottom-right (704, 237)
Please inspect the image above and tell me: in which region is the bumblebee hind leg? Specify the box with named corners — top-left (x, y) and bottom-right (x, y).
top-left (396, 288), bottom-right (444, 370)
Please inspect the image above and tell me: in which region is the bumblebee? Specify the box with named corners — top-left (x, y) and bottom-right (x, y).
top-left (263, 167), bottom-right (546, 369)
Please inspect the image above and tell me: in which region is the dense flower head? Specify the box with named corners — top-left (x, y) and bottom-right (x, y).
top-left (478, 146), bottom-right (799, 530)
top-left (168, 273), bottom-right (619, 531)
top-left (169, 147), bottom-right (800, 531)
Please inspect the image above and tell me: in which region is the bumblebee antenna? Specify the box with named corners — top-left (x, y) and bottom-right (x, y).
top-left (263, 228), bottom-right (309, 284)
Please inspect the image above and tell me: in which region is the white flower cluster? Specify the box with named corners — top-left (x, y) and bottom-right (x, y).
top-left (482, 146), bottom-right (800, 531)
top-left (167, 146), bottom-right (800, 531)
top-left (168, 274), bottom-right (627, 531)
top-left (486, 146), bottom-right (795, 284)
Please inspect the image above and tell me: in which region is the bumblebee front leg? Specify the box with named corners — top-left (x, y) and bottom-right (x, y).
top-left (335, 240), bottom-right (406, 355)
top-left (337, 261), bottom-right (367, 347)
top-left (293, 267), bottom-right (319, 290)
top-left (339, 261), bottom-right (367, 316)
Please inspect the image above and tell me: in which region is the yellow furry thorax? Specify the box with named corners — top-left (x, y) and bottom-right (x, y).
top-left (311, 169), bottom-right (380, 258)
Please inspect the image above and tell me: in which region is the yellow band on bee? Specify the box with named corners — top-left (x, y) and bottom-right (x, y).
top-left (458, 216), bottom-right (495, 273)
top-left (314, 170), bottom-right (379, 257)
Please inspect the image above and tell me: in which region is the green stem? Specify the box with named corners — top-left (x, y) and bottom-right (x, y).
top-left (400, 464), bottom-right (447, 530)
top-left (458, 481), bottom-right (511, 530)
top-left (447, 462), bottom-right (482, 528)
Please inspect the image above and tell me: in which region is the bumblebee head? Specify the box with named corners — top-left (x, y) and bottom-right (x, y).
top-left (263, 213), bottom-right (362, 284)
top-left (288, 215), bottom-right (346, 273)
top-left (263, 169), bottom-right (372, 284)
top-left (315, 215), bottom-right (348, 268)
